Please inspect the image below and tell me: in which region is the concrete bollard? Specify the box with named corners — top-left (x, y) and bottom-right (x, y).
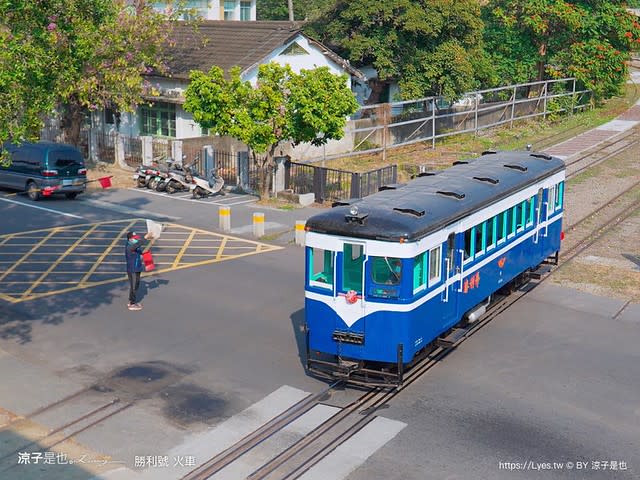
top-left (295, 221), bottom-right (306, 246)
top-left (253, 212), bottom-right (265, 238)
top-left (219, 206), bottom-right (231, 232)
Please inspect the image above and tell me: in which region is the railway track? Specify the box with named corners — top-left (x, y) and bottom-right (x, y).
top-left (0, 393), bottom-right (132, 473)
top-left (182, 132), bottom-right (640, 480)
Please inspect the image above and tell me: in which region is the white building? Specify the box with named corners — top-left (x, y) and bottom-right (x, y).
top-left (94, 21), bottom-right (365, 142)
top-left (153, 0), bottom-right (257, 21)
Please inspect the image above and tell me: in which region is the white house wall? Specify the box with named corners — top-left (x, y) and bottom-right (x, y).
top-left (243, 35), bottom-right (352, 90)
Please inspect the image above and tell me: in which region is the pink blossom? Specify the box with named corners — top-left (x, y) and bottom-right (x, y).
top-left (47, 22), bottom-right (57, 31)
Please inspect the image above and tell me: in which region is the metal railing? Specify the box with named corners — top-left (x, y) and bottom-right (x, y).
top-left (313, 77), bottom-right (592, 162)
top-left (286, 161), bottom-right (397, 203)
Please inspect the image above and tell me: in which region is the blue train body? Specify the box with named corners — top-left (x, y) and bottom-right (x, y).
top-left (304, 151), bottom-right (565, 385)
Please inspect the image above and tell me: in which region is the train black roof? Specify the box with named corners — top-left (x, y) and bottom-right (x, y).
top-left (305, 151), bottom-right (565, 242)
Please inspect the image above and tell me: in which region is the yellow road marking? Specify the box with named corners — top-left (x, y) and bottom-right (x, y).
top-left (1, 219), bottom-right (283, 304)
top-left (0, 229), bottom-right (59, 283)
top-left (215, 237), bottom-right (228, 260)
top-left (79, 220), bottom-right (137, 286)
top-left (172, 229), bottom-right (197, 268)
top-left (21, 225), bottom-right (101, 298)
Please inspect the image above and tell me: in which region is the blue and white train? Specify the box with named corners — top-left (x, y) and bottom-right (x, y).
top-left (304, 150), bottom-right (565, 386)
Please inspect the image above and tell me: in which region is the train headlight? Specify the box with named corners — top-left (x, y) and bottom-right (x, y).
top-left (349, 205), bottom-right (359, 216)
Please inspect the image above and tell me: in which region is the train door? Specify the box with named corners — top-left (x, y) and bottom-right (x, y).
top-left (338, 241), bottom-right (367, 332)
top-left (442, 232), bottom-right (459, 325)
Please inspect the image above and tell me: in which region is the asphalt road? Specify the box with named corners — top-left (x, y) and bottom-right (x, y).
top-left (0, 187), bottom-right (638, 480)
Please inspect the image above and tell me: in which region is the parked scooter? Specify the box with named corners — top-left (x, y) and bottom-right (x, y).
top-left (133, 165), bottom-right (160, 188)
top-left (163, 163), bottom-right (193, 193)
top-left (190, 168), bottom-right (225, 199)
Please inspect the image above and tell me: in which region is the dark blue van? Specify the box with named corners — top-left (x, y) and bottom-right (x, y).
top-left (0, 141), bottom-right (87, 200)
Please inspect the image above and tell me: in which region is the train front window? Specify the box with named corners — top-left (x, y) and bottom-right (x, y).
top-left (309, 247), bottom-right (334, 289)
top-left (342, 243), bottom-right (364, 292)
top-left (371, 256), bottom-right (402, 285)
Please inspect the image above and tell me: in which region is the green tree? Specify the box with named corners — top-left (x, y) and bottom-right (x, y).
top-left (257, 0), bottom-right (332, 20)
top-left (184, 62), bottom-right (359, 198)
top-left (305, 0), bottom-right (489, 100)
top-left (483, 0), bottom-right (640, 99)
top-left (0, 0), bottom-right (187, 152)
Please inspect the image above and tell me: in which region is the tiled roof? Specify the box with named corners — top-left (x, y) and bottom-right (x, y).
top-left (162, 20), bottom-right (363, 80)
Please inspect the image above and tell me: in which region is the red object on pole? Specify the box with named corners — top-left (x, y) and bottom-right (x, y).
top-left (142, 250), bottom-right (155, 272)
top-left (98, 176), bottom-right (113, 188)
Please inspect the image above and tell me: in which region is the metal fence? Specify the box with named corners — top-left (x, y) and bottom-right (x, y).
top-left (123, 136), bottom-right (142, 166)
top-left (317, 77), bottom-right (592, 162)
top-left (286, 161), bottom-right (397, 203)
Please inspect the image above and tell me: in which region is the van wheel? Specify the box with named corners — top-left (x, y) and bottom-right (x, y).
top-left (27, 182), bottom-right (40, 201)
top-left (65, 192), bottom-right (78, 200)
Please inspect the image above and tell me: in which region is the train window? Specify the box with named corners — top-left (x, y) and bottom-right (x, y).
top-left (497, 211), bottom-right (506, 243)
top-left (548, 185), bottom-right (556, 214)
top-left (486, 217), bottom-right (496, 250)
top-left (527, 197), bottom-right (535, 226)
top-left (516, 201), bottom-right (526, 232)
top-left (463, 228), bottom-right (473, 261)
top-left (475, 224), bottom-right (484, 257)
top-left (342, 243), bottom-right (364, 292)
top-left (371, 256), bottom-right (402, 285)
top-left (555, 182), bottom-right (564, 209)
top-left (506, 208), bottom-right (515, 237)
top-left (428, 246), bottom-right (442, 286)
top-left (413, 253), bottom-right (427, 293)
top-left (309, 247), bottom-right (334, 288)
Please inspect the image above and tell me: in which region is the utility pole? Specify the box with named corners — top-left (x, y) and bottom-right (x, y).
top-left (288, 0), bottom-right (294, 21)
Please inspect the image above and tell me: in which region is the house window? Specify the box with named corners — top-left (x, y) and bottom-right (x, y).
top-left (240, 0), bottom-right (251, 20)
top-left (224, 0), bottom-right (235, 20)
top-left (105, 107), bottom-right (116, 125)
top-left (140, 102), bottom-right (176, 137)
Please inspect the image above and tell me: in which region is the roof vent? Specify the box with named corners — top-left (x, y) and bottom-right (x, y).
top-left (503, 163), bottom-right (527, 172)
top-left (378, 183), bottom-right (405, 192)
top-left (473, 176), bottom-right (499, 185)
top-left (393, 207), bottom-right (425, 217)
top-left (452, 161), bottom-right (469, 166)
top-left (530, 153), bottom-right (552, 160)
top-left (481, 150), bottom-right (497, 155)
top-left (417, 171), bottom-right (437, 177)
top-left (436, 190), bottom-right (465, 200)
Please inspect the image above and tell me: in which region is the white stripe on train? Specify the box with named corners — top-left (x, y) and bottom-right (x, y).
top-left (305, 214), bottom-right (562, 327)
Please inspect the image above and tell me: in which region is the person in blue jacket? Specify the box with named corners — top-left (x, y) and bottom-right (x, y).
top-left (125, 231), bottom-right (154, 311)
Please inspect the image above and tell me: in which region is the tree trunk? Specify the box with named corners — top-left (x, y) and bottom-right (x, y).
top-left (61, 98), bottom-right (85, 147)
top-left (288, 0), bottom-right (294, 21)
top-left (256, 147), bottom-right (277, 199)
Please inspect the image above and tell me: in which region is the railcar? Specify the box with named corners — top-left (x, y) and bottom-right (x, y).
top-left (304, 150), bottom-right (565, 386)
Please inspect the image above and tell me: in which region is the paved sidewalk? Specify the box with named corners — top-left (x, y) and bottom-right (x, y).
top-left (546, 98), bottom-right (640, 160)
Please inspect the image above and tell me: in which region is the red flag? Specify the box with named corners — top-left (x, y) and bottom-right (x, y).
top-left (97, 176), bottom-right (113, 188)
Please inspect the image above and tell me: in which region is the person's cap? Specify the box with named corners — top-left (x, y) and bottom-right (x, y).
top-left (127, 231), bottom-right (141, 240)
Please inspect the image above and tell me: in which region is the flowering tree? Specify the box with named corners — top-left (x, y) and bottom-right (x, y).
top-left (483, 0), bottom-right (640, 99)
top-left (0, 0), bottom-right (187, 151)
top-left (184, 62), bottom-right (359, 199)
